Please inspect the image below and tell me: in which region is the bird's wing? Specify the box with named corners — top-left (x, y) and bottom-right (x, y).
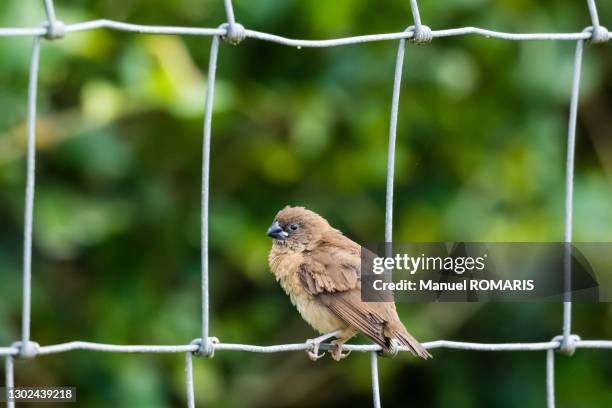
top-left (298, 240), bottom-right (391, 347)
top-left (298, 238), bottom-right (432, 358)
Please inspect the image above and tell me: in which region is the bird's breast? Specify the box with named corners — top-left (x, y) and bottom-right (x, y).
top-left (269, 250), bottom-right (346, 334)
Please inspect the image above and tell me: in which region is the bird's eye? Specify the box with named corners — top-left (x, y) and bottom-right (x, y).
top-left (289, 223), bottom-right (299, 231)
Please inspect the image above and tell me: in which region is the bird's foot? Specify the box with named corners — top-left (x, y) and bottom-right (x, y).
top-left (306, 330), bottom-right (343, 361)
top-left (306, 340), bottom-right (325, 361)
top-left (329, 339), bottom-right (351, 361)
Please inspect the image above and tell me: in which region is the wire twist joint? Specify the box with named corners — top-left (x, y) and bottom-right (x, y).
top-left (221, 22), bottom-right (246, 45)
top-left (43, 20), bottom-right (65, 40)
top-left (12, 341), bottom-right (40, 359)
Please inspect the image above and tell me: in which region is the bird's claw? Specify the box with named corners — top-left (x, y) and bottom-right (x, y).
top-left (306, 339), bottom-right (325, 361)
top-left (329, 342), bottom-right (351, 361)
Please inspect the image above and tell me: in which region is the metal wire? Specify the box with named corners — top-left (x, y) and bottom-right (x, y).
top-left (20, 36), bottom-right (41, 349)
top-left (0, 21), bottom-right (600, 42)
top-left (587, 0), bottom-right (601, 29)
top-left (200, 35), bottom-right (220, 356)
top-left (2, 338), bottom-right (612, 358)
top-left (385, 37), bottom-right (406, 243)
top-left (42, 0), bottom-right (58, 32)
top-left (1, 0), bottom-right (611, 407)
top-left (562, 38), bottom-right (585, 353)
top-left (223, 0), bottom-right (237, 28)
top-left (409, 0), bottom-right (423, 29)
top-left (546, 350), bottom-right (555, 408)
top-left (185, 352), bottom-right (195, 408)
top-left (370, 352), bottom-right (381, 408)
top-left (5, 356), bottom-right (14, 408)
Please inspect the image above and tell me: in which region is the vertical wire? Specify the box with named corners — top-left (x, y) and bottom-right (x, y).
top-left (380, 29), bottom-right (410, 408)
top-left (546, 350), bottom-right (555, 408)
top-left (21, 36), bottom-right (41, 346)
top-left (409, 0), bottom-right (423, 29)
top-left (43, 0), bottom-right (58, 30)
top-left (185, 352), bottom-right (195, 408)
top-left (562, 39), bottom-right (584, 347)
top-left (385, 38), bottom-right (406, 243)
top-left (201, 36), bottom-right (220, 352)
top-left (370, 352), bottom-right (381, 408)
top-left (223, 0), bottom-right (237, 27)
top-left (5, 356), bottom-right (15, 408)
top-left (586, 0), bottom-right (601, 29)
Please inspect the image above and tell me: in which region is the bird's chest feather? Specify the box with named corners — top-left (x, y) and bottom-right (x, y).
top-left (269, 250), bottom-right (345, 333)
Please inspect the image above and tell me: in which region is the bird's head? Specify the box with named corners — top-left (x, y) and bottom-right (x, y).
top-left (267, 206), bottom-right (332, 250)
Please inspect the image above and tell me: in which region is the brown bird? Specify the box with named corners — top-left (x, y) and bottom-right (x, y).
top-left (267, 206), bottom-right (431, 361)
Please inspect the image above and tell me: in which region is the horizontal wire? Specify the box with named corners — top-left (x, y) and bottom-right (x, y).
top-left (37, 342), bottom-right (198, 355)
top-left (575, 340), bottom-right (612, 349)
top-left (1, 338), bottom-right (611, 357)
top-left (246, 27), bottom-right (594, 47)
top-left (0, 27), bottom-right (47, 36)
top-left (0, 347), bottom-right (19, 356)
top-left (0, 20), bottom-right (604, 44)
top-left (65, 20), bottom-right (226, 36)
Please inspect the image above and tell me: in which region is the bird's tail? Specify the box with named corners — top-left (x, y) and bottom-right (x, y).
top-left (385, 325), bottom-right (432, 359)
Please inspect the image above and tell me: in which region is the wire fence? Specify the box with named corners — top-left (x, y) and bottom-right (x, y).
top-left (1, 0), bottom-right (612, 406)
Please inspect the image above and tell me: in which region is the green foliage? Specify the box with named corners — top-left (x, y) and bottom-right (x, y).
top-left (1, 0), bottom-right (611, 406)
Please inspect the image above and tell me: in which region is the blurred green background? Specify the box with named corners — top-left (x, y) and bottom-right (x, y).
top-left (1, 0), bottom-right (612, 407)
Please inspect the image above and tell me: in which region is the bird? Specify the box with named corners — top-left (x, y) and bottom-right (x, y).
top-left (267, 206), bottom-right (431, 361)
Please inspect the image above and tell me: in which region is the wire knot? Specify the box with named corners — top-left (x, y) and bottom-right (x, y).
top-left (221, 22), bottom-right (246, 45)
top-left (553, 334), bottom-right (580, 356)
top-left (409, 25), bottom-right (433, 44)
top-left (192, 337), bottom-right (219, 358)
top-left (43, 20), bottom-right (66, 40)
top-left (585, 25), bottom-right (609, 44)
top-left (12, 341), bottom-right (40, 359)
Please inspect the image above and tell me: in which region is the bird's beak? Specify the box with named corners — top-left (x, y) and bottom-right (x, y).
top-left (267, 221), bottom-right (288, 240)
